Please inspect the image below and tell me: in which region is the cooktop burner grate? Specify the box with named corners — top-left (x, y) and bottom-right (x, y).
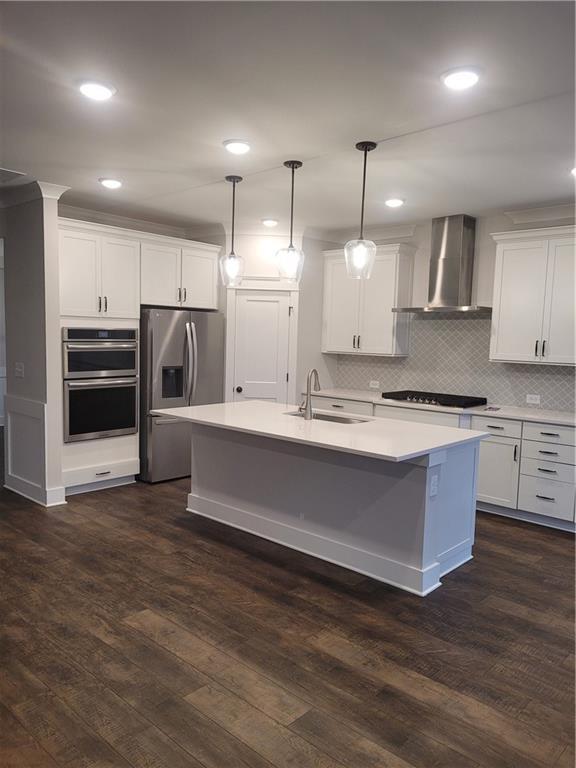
top-left (381, 390), bottom-right (487, 409)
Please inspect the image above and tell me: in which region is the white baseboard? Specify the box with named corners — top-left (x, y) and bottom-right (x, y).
top-left (477, 502), bottom-right (575, 533)
top-left (188, 493), bottom-right (442, 596)
top-left (65, 475), bottom-right (136, 496)
top-left (4, 476), bottom-right (66, 507)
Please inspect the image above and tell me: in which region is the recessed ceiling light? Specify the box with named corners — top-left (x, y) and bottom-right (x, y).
top-left (224, 140), bottom-right (250, 155)
top-left (79, 81), bottom-right (116, 101)
top-left (99, 178), bottom-right (122, 189)
top-left (441, 68), bottom-right (480, 91)
top-left (385, 198), bottom-right (405, 208)
top-left (261, 218), bottom-right (278, 228)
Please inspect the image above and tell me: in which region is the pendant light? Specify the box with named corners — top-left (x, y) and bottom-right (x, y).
top-left (344, 141), bottom-right (378, 279)
top-left (276, 160), bottom-right (305, 283)
top-left (219, 175), bottom-right (244, 287)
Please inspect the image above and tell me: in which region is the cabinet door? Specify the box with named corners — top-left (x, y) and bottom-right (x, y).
top-left (141, 244), bottom-right (181, 307)
top-left (181, 247), bottom-right (218, 309)
top-left (100, 237), bottom-right (140, 318)
top-left (322, 259), bottom-right (360, 353)
top-left (476, 436), bottom-right (520, 508)
top-left (541, 237), bottom-right (575, 365)
top-left (358, 252), bottom-right (398, 354)
top-left (490, 241), bottom-right (548, 362)
top-left (59, 230), bottom-right (100, 316)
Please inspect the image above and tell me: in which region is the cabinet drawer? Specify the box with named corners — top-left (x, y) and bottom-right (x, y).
top-left (520, 457), bottom-right (576, 484)
top-left (374, 405), bottom-right (460, 427)
top-left (310, 397), bottom-right (373, 416)
top-left (518, 475), bottom-right (575, 521)
top-left (521, 440), bottom-right (576, 465)
top-left (522, 422), bottom-right (575, 447)
top-left (470, 415), bottom-right (522, 438)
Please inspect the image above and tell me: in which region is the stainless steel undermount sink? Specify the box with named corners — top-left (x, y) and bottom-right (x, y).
top-left (286, 411), bottom-right (370, 424)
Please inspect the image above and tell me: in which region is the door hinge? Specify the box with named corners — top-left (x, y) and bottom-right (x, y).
top-left (288, 306), bottom-right (294, 316)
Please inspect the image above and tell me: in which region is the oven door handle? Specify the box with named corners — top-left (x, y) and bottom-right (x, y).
top-left (64, 343), bottom-right (138, 350)
top-left (67, 378), bottom-right (138, 389)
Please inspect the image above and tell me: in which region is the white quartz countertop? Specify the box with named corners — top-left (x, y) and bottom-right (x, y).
top-left (153, 400), bottom-right (487, 463)
top-left (310, 389), bottom-right (575, 426)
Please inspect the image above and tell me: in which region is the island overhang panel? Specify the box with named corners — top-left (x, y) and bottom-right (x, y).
top-left (153, 401), bottom-right (486, 596)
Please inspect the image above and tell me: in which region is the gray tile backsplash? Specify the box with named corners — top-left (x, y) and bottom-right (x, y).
top-left (334, 315), bottom-right (575, 412)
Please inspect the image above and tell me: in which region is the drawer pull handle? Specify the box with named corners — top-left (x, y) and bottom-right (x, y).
top-left (540, 432), bottom-right (560, 437)
top-left (331, 404), bottom-right (344, 408)
top-left (538, 450), bottom-right (558, 456)
top-left (486, 424), bottom-right (504, 430)
top-left (95, 470), bottom-right (111, 476)
top-left (535, 494), bottom-right (555, 502)
top-left (513, 444), bottom-right (518, 462)
top-left (537, 467), bottom-right (557, 474)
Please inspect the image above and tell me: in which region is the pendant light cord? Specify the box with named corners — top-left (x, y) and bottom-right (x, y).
top-left (230, 179), bottom-right (236, 255)
top-left (289, 165), bottom-right (295, 248)
top-left (359, 148), bottom-right (368, 240)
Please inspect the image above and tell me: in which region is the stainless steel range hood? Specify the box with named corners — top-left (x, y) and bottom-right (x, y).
top-left (393, 214), bottom-right (491, 315)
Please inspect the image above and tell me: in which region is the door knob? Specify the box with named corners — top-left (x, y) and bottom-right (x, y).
top-left (235, 386), bottom-right (243, 393)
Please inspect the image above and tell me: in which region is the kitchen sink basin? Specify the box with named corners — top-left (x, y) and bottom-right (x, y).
top-left (286, 411), bottom-right (370, 424)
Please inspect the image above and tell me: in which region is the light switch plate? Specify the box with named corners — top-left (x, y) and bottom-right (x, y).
top-left (526, 394), bottom-right (541, 405)
top-left (15, 362), bottom-right (24, 378)
top-left (369, 380), bottom-right (380, 390)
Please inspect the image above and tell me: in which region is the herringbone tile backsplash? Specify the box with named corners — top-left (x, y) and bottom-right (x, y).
top-left (335, 316), bottom-right (575, 412)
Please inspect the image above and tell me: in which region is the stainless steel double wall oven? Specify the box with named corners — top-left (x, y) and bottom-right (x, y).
top-left (62, 328), bottom-right (139, 442)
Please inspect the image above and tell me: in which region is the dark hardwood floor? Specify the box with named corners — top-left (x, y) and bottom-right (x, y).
top-left (0, 478), bottom-right (574, 768)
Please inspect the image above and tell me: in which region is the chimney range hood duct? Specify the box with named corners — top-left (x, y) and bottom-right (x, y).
top-left (393, 214), bottom-right (491, 315)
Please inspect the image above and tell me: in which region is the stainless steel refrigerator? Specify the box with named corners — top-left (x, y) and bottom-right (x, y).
top-left (139, 307), bottom-right (225, 482)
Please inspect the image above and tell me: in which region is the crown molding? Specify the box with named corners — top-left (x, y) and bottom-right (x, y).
top-left (491, 224), bottom-right (575, 242)
top-left (504, 203), bottom-right (575, 225)
top-left (0, 181), bottom-right (69, 208)
top-left (59, 204), bottom-right (193, 240)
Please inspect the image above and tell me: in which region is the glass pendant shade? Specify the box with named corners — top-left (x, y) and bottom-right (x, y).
top-left (219, 251), bottom-right (244, 287)
top-left (276, 160), bottom-right (305, 284)
top-left (220, 174), bottom-right (244, 288)
top-left (344, 238), bottom-right (377, 279)
top-left (346, 140), bottom-right (378, 279)
top-left (277, 245), bottom-right (305, 283)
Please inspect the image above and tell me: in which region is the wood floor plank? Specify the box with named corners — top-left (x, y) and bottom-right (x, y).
top-left (0, 480), bottom-right (572, 768)
top-left (185, 683), bottom-right (347, 768)
top-left (124, 608), bottom-right (311, 725)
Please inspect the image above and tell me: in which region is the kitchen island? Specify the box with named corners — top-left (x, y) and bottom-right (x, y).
top-left (153, 401), bottom-right (487, 595)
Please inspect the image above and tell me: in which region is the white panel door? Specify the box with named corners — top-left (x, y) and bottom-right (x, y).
top-left (59, 230), bottom-right (100, 316)
top-left (141, 243), bottom-right (181, 307)
top-left (541, 238), bottom-right (575, 365)
top-left (490, 241), bottom-right (548, 362)
top-left (100, 236), bottom-right (140, 318)
top-left (358, 253), bottom-right (397, 354)
top-left (233, 291), bottom-right (290, 402)
top-left (181, 247), bottom-right (218, 309)
top-left (476, 436), bottom-right (520, 509)
top-left (322, 259), bottom-right (360, 353)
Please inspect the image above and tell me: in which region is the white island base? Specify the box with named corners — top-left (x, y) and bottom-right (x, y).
top-left (167, 402), bottom-right (485, 596)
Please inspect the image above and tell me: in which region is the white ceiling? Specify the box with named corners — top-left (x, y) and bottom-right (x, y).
top-left (1, 1), bottom-right (574, 235)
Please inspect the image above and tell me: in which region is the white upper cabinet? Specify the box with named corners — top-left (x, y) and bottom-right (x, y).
top-left (542, 237), bottom-right (575, 365)
top-left (322, 259), bottom-right (360, 353)
top-left (100, 237), bottom-right (141, 318)
top-left (141, 243), bottom-right (181, 307)
top-left (322, 244), bottom-right (413, 356)
top-left (490, 227), bottom-right (575, 365)
top-left (59, 230), bottom-right (101, 317)
top-left (181, 246), bottom-right (218, 309)
top-left (59, 219), bottom-right (220, 318)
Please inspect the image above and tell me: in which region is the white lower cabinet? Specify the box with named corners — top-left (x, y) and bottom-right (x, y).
top-left (310, 396), bottom-right (373, 416)
top-left (518, 475), bottom-right (575, 522)
top-left (476, 436), bottom-right (520, 509)
top-left (374, 404), bottom-right (460, 427)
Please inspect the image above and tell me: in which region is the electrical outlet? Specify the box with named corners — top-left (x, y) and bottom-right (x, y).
top-left (526, 394), bottom-right (541, 405)
top-left (15, 362), bottom-right (24, 378)
top-left (369, 380), bottom-right (380, 390)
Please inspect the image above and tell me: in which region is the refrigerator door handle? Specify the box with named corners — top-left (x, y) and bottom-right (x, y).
top-left (190, 321), bottom-right (198, 403)
top-left (185, 322), bottom-right (194, 404)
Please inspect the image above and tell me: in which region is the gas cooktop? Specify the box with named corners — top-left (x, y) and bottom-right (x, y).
top-left (381, 390), bottom-right (487, 409)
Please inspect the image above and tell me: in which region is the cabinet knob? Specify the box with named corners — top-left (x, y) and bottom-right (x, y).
top-left (235, 386), bottom-right (243, 393)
